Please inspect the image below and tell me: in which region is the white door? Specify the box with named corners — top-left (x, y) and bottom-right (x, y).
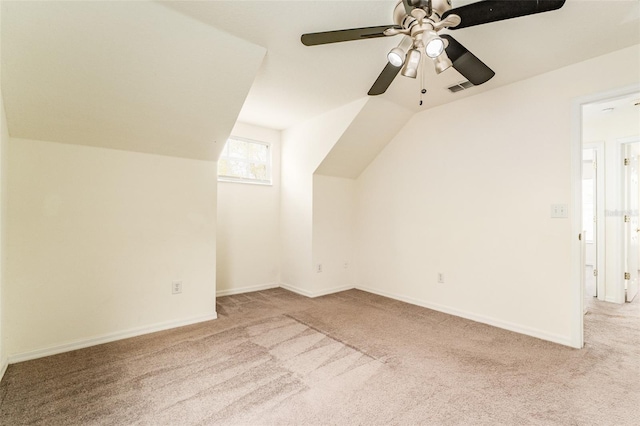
top-left (581, 229), bottom-right (587, 314)
top-left (623, 143), bottom-right (639, 302)
top-left (582, 149), bottom-right (598, 298)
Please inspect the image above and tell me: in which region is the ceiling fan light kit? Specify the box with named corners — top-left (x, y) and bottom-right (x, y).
top-left (424, 33), bottom-right (445, 58)
top-left (301, 0), bottom-right (566, 98)
top-left (401, 48), bottom-right (421, 78)
top-left (434, 53), bottom-right (453, 74)
top-left (387, 47), bottom-right (406, 67)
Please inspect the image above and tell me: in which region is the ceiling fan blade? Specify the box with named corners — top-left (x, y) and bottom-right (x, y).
top-left (443, 0), bottom-right (565, 29)
top-left (403, 0), bottom-right (433, 15)
top-left (368, 62), bottom-right (402, 96)
top-left (402, 0), bottom-right (414, 14)
top-left (301, 25), bottom-right (398, 46)
top-left (442, 35), bottom-right (495, 85)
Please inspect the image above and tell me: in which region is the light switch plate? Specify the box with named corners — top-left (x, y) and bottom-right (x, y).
top-left (551, 204), bottom-right (568, 218)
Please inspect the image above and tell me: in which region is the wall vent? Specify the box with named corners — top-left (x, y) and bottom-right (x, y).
top-left (447, 81), bottom-right (474, 93)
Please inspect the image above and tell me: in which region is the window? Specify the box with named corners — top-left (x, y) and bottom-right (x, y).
top-left (217, 137), bottom-right (271, 185)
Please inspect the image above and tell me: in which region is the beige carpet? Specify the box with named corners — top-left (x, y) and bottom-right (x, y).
top-left (1, 288), bottom-right (638, 425)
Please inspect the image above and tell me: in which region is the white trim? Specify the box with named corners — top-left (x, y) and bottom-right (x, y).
top-left (616, 136), bottom-right (640, 304)
top-left (216, 282), bottom-right (279, 297)
top-left (356, 285), bottom-right (574, 347)
top-left (8, 312), bottom-right (217, 364)
top-left (311, 284), bottom-right (354, 297)
top-left (0, 360), bottom-right (8, 383)
top-left (604, 295), bottom-right (619, 304)
top-left (217, 178), bottom-right (272, 187)
top-left (571, 94), bottom-right (586, 348)
top-left (279, 283), bottom-right (313, 297)
top-left (570, 84), bottom-right (640, 349)
top-left (613, 138), bottom-right (627, 304)
top-left (217, 136), bottom-right (272, 185)
top-left (279, 282), bottom-right (354, 298)
top-left (583, 142), bottom-right (606, 300)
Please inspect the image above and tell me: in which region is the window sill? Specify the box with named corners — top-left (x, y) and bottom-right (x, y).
top-left (217, 177), bottom-right (273, 186)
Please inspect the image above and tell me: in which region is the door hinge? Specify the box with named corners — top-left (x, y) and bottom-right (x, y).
top-left (624, 215), bottom-right (631, 223)
top-left (593, 269), bottom-right (598, 277)
top-left (593, 160), bottom-right (597, 169)
top-left (624, 158), bottom-right (630, 166)
top-left (624, 272), bottom-right (631, 280)
top-left (579, 233), bottom-right (582, 241)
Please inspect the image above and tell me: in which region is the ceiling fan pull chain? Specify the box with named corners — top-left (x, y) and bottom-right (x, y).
top-left (419, 58), bottom-right (426, 106)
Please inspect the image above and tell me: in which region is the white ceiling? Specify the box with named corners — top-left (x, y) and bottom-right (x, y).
top-left (583, 91), bottom-right (640, 120)
top-left (1, 1), bottom-right (265, 160)
top-left (164, 0), bottom-right (640, 130)
top-left (2, 1), bottom-right (639, 161)
top-left (315, 97), bottom-right (413, 178)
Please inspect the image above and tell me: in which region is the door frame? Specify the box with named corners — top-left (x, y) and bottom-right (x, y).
top-left (617, 137), bottom-right (640, 303)
top-left (571, 84), bottom-right (640, 349)
top-left (583, 142), bottom-right (605, 300)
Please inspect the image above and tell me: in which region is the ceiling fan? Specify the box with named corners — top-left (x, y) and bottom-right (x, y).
top-left (301, 0), bottom-right (566, 96)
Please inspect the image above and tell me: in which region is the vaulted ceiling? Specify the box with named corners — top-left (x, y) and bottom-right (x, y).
top-left (1, 1), bottom-right (265, 160)
top-left (165, 0), bottom-right (640, 129)
top-left (2, 1), bottom-right (639, 162)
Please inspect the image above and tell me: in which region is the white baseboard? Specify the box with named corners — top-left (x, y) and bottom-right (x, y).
top-left (312, 284), bottom-right (354, 297)
top-left (8, 312), bottom-right (218, 364)
top-left (356, 285), bottom-right (575, 348)
top-left (0, 359), bottom-right (7, 383)
top-left (604, 295), bottom-right (623, 304)
top-left (216, 282), bottom-right (279, 297)
top-left (5, 283), bottom-right (578, 365)
top-left (280, 282), bottom-right (354, 298)
top-left (279, 282), bottom-right (314, 297)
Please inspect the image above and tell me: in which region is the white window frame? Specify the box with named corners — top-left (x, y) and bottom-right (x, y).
top-left (217, 137), bottom-right (272, 185)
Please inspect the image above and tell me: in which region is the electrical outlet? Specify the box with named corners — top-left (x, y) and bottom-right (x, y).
top-left (316, 264), bottom-right (323, 273)
top-left (438, 273), bottom-right (444, 283)
top-left (172, 281), bottom-right (182, 294)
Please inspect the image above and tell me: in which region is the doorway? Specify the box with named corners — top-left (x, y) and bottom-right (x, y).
top-left (581, 145), bottom-right (602, 302)
top-left (621, 139), bottom-right (640, 303)
top-left (580, 90), bottom-right (640, 314)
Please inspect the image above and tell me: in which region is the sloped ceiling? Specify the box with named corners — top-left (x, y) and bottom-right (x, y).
top-left (315, 97), bottom-right (413, 179)
top-left (164, 0), bottom-right (640, 130)
top-left (1, 1), bottom-right (265, 161)
top-left (1, 1), bottom-right (639, 166)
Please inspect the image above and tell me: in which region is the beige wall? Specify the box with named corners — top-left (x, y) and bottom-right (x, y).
top-left (216, 122), bottom-right (281, 295)
top-left (0, 3), bottom-right (6, 378)
top-left (2, 44), bottom-right (637, 366)
top-left (6, 138), bottom-right (217, 360)
top-left (354, 45), bottom-right (640, 348)
top-left (280, 99), bottom-right (366, 296)
top-left (312, 175), bottom-right (356, 292)
top-left (0, 91), bottom-right (8, 375)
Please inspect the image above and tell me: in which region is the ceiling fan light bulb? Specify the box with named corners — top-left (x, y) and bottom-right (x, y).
top-left (387, 47), bottom-right (405, 67)
top-left (425, 37), bottom-right (445, 59)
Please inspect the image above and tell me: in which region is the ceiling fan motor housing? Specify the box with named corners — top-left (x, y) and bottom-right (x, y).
top-left (394, 0), bottom-right (453, 35)
top-left (395, 0), bottom-right (453, 26)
